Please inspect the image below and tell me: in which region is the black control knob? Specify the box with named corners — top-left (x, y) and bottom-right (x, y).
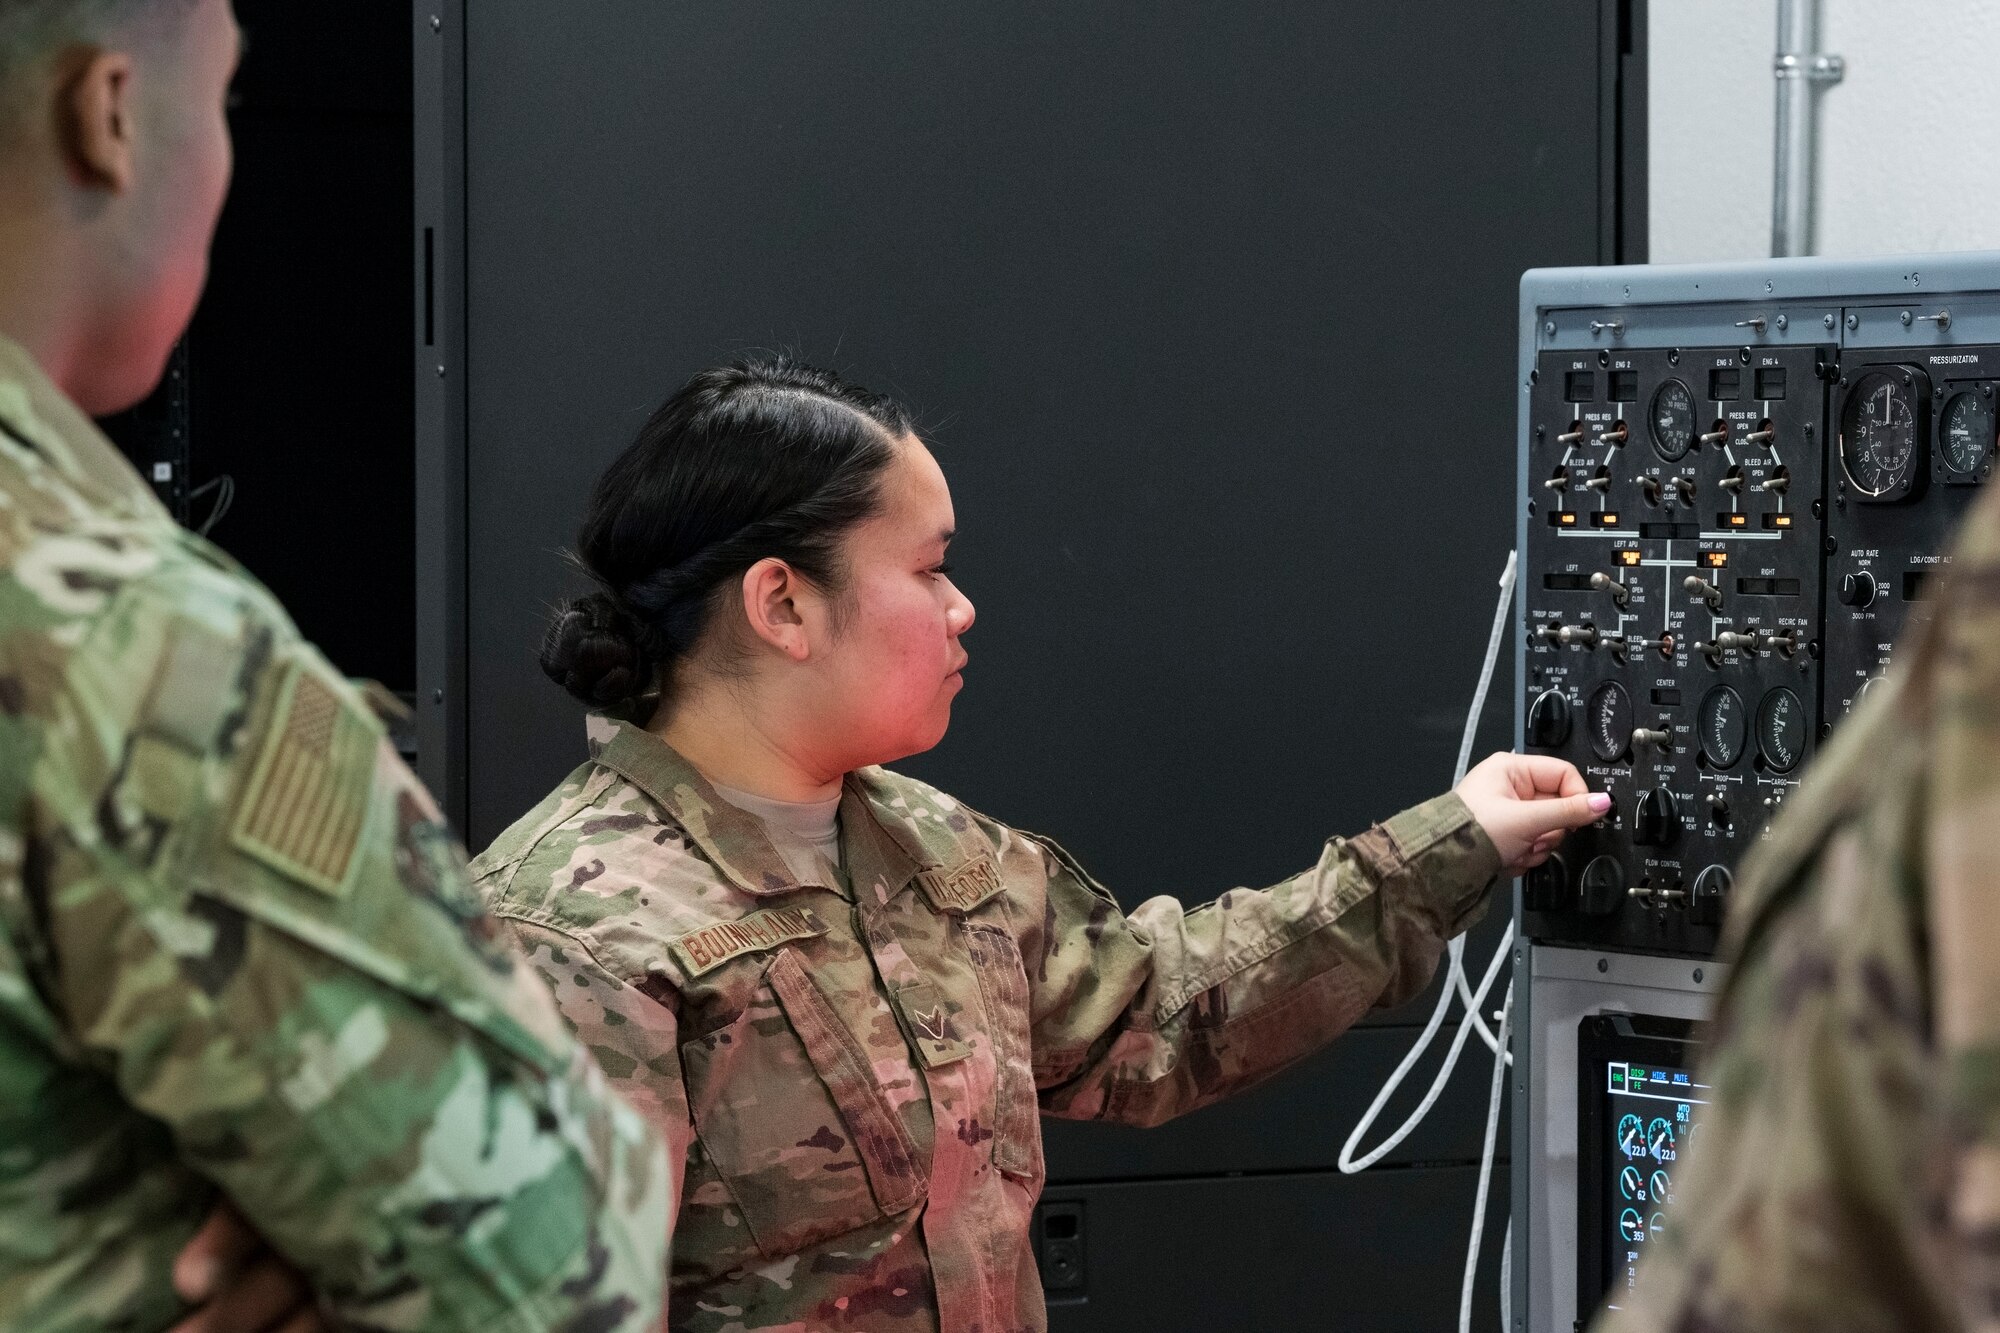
top-left (1706, 793), bottom-right (1732, 829)
top-left (1522, 854), bottom-right (1570, 912)
top-left (1631, 789), bottom-right (1681, 847)
top-left (1527, 689), bottom-right (1573, 748)
top-left (1688, 865), bottom-right (1733, 927)
top-left (1838, 571), bottom-right (1877, 608)
top-left (1579, 856), bottom-right (1626, 916)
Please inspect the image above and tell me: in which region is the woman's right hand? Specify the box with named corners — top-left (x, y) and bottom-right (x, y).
top-left (1454, 751), bottom-right (1609, 878)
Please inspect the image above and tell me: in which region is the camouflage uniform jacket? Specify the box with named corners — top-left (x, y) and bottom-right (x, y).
top-left (1600, 485), bottom-right (2000, 1333)
top-left (0, 338), bottom-right (669, 1332)
top-left (472, 713), bottom-right (1503, 1333)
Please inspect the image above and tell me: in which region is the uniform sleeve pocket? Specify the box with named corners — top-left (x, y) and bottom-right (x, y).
top-left (679, 947), bottom-right (926, 1257)
top-left (963, 921), bottom-right (1045, 1183)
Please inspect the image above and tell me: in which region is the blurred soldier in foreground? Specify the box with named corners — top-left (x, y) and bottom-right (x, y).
top-left (0, 1), bottom-right (668, 1328)
top-left (1600, 488), bottom-right (2000, 1330)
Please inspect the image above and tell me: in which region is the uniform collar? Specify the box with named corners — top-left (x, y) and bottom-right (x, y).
top-left (0, 335), bottom-right (170, 522)
top-left (585, 714), bottom-right (1000, 909)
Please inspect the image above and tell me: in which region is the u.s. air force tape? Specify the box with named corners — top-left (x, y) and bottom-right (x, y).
top-left (670, 906), bottom-right (829, 977)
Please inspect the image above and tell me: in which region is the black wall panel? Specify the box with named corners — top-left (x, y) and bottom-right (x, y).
top-left (450, 4), bottom-right (1601, 1326)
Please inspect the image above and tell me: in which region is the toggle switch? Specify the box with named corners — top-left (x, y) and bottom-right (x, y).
top-left (1557, 422), bottom-right (1586, 444)
top-left (1639, 476), bottom-right (1663, 505)
top-left (1558, 623), bottom-right (1600, 649)
top-left (1758, 627), bottom-right (1801, 657)
top-left (1537, 622), bottom-right (1565, 646)
top-left (1754, 469), bottom-right (1790, 494)
top-left (1671, 476), bottom-right (1698, 504)
top-left (1718, 469), bottom-right (1745, 494)
top-left (1713, 630), bottom-right (1759, 653)
top-left (1591, 571), bottom-right (1631, 606)
top-left (1597, 422), bottom-right (1629, 446)
top-left (1631, 726), bottom-right (1672, 753)
top-left (1628, 878), bottom-right (1686, 904)
top-left (1683, 574), bottom-right (1724, 610)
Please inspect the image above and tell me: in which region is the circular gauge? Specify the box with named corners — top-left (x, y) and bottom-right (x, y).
top-left (1651, 1211), bottom-right (1669, 1241)
top-left (1650, 1169), bottom-right (1672, 1203)
top-left (1619, 1209), bottom-right (1646, 1244)
top-left (1588, 681), bottom-right (1634, 763)
top-left (1618, 1113), bottom-right (1646, 1158)
top-left (1756, 687), bottom-right (1807, 773)
top-left (1650, 378), bottom-right (1697, 461)
top-left (1840, 369), bottom-right (1925, 498)
top-left (1648, 1117), bottom-right (1677, 1161)
top-left (1696, 685), bottom-right (1747, 769)
top-left (1620, 1165), bottom-right (1644, 1200)
top-left (1941, 389), bottom-right (1995, 479)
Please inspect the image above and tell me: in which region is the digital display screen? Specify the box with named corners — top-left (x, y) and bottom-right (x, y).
top-left (1598, 1060), bottom-right (1709, 1312)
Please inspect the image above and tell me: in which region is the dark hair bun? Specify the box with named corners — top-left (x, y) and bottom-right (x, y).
top-left (539, 592), bottom-right (656, 707)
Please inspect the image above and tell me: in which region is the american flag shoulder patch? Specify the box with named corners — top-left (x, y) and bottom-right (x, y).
top-left (230, 656), bottom-right (379, 897)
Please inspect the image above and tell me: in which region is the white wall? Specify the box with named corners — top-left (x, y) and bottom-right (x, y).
top-left (1649, 0), bottom-right (2000, 263)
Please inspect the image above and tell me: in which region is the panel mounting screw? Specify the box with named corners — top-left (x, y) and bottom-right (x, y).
top-left (1901, 309), bottom-right (1914, 326)
top-left (436, 363), bottom-right (447, 378)
top-left (1544, 320), bottom-right (1556, 336)
top-left (430, 14), bottom-right (442, 31)
top-left (433, 688), bottom-right (444, 703)
top-left (1597, 957), bottom-right (1610, 974)
top-left (1846, 313), bottom-right (1860, 330)
top-left (1693, 968), bottom-right (1705, 983)
top-left (1823, 313), bottom-right (1836, 330)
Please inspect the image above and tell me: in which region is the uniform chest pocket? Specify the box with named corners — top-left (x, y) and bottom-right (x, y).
top-left (962, 921), bottom-right (1045, 1184)
top-left (679, 947), bottom-right (927, 1257)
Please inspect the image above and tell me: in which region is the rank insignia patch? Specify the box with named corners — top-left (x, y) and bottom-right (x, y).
top-left (231, 658), bottom-right (377, 897)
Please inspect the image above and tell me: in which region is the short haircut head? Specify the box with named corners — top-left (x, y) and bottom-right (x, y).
top-left (0, 0), bottom-right (198, 133)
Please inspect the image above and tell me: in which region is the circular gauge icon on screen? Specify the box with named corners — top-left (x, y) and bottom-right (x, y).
top-left (1839, 368), bottom-right (1929, 500)
top-left (1618, 1113), bottom-right (1646, 1158)
top-left (1619, 1208), bottom-right (1646, 1244)
top-left (1648, 1117), bottom-right (1677, 1161)
top-left (1941, 388), bottom-right (1996, 482)
top-left (1620, 1165), bottom-right (1644, 1200)
top-left (1650, 1169), bottom-right (1672, 1203)
top-left (1651, 1211), bottom-right (1670, 1241)
top-left (1651, 378), bottom-right (1697, 461)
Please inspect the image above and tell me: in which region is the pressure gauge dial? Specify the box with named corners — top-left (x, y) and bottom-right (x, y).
top-left (1620, 1165), bottom-right (1644, 1200)
top-left (1839, 368), bottom-right (1930, 500)
top-left (1940, 388), bottom-right (1995, 482)
top-left (1697, 685), bottom-right (1747, 769)
top-left (1650, 378), bottom-right (1697, 461)
top-left (1587, 681), bottom-right (1634, 763)
top-left (1619, 1209), bottom-right (1646, 1244)
top-left (1618, 1113), bottom-right (1646, 1158)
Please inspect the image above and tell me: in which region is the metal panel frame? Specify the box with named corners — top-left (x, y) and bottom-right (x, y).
top-left (1511, 248), bottom-right (2000, 1331)
top-left (413, 2), bottom-right (468, 828)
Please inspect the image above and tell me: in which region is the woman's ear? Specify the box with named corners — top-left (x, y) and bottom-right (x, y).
top-left (740, 558), bottom-right (813, 661)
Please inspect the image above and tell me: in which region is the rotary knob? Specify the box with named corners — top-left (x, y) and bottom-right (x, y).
top-left (1579, 855), bottom-right (1626, 916)
top-left (1688, 865), bottom-right (1733, 927)
top-left (1631, 789), bottom-right (1681, 847)
top-left (1838, 571), bottom-right (1878, 608)
top-left (1522, 854), bottom-right (1570, 912)
top-left (1527, 689), bottom-right (1573, 748)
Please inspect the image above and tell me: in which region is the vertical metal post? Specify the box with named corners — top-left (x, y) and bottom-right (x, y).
top-left (1771, 0), bottom-right (1843, 257)
top-left (413, 2), bottom-right (468, 831)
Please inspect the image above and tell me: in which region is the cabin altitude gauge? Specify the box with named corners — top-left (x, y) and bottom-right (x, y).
top-left (1838, 368), bottom-right (1929, 501)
